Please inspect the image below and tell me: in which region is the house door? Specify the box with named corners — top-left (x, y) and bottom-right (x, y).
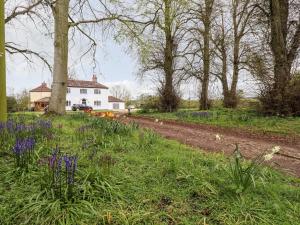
top-left (82, 99), bottom-right (87, 105)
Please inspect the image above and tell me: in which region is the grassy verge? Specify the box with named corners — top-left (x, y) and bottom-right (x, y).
top-left (0, 114), bottom-right (299, 224)
top-left (136, 108), bottom-right (300, 136)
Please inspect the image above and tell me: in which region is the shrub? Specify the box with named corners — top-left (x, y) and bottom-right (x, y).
top-left (7, 96), bottom-right (17, 113)
top-left (139, 95), bottom-right (160, 113)
top-left (259, 73), bottom-right (300, 116)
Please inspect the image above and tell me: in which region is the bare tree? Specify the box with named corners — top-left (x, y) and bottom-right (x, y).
top-left (5, 0), bottom-right (51, 70)
top-left (110, 85), bottom-right (131, 101)
top-left (264, 0), bottom-right (300, 114)
top-left (183, 0), bottom-right (216, 110)
top-left (134, 0), bottom-right (188, 112)
top-left (211, 0), bottom-right (257, 108)
top-left (246, 0), bottom-right (300, 114)
top-left (48, 0), bottom-right (152, 114)
top-left (48, 0), bottom-right (70, 114)
top-left (0, 0), bottom-right (6, 122)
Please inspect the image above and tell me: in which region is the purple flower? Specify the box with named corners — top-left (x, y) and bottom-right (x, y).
top-left (13, 138), bottom-right (35, 155)
top-left (63, 155), bottom-right (77, 185)
top-left (6, 120), bottom-right (14, 133)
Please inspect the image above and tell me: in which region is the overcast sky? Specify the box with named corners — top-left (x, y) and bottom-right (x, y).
top-left (5, 2), bottom-right (257, 100)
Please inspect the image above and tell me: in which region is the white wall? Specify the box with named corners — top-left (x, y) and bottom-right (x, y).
top-left (66, 87), bottom-right (110, 110)
top-left (108, 102), bottom-right (126, 111)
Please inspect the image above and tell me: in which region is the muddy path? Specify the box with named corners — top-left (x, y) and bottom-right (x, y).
top-left (119, 116), bottom-right (300, 177)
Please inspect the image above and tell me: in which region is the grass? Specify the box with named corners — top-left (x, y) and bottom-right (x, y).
top-left (0, 113), bottom-right (300, 224)
top-left (136, 107), bottom-right (300, 136)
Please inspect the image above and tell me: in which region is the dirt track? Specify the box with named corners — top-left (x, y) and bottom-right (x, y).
top-left (120, 116), bottom-right (300, 177)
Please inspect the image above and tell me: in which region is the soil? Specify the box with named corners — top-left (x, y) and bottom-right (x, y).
top-left (119, 115), bottom-right (300, 178)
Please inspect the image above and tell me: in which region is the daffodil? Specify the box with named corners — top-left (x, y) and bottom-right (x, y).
top-left (264, 153), bottom-right (274, 161)
top-left (215, 134), bottom-right (221, 141)
top-left (271, 146), bottom-right (280, 154)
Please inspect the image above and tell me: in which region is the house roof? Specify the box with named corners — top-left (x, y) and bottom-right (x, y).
top-left (34, 97), bottom-right (51, 103)
top-left (30, 82), bottom-right (51, 92)
top-left (67, 79), bottom-right (109, 89)
top-left (108, 96), bottom-right (125, 103)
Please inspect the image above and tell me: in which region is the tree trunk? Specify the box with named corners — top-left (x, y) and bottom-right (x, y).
top-left (200, 20), bottom-right (211, 110)
top-left (0, 0), bottom-right (7, 122)
top-left (49, 0), bottom-right (70, 114)
top-left (160, 0), bottom-right (178, 112)
top-left (269, 0), bottom-right (291, 113)
top-left (199, 0), bottom-right (213, 110)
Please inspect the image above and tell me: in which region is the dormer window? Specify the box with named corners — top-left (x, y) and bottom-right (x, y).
top-left (94, 89), bottom-right (101, 94)
top-left (80, 89), bottom-right (87, 94)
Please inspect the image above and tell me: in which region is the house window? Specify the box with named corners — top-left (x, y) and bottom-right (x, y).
top-left (94, 89), bottom-right (101, 94)
top-left (82, 99), bottom-right (87, 105)
top-left (94, 101), bottom-right (101, 106)
top-left (66, 100), bottom-right (71, 106)
top-left (113, 103), bottom-right (120, 109)
top-left (80, 89), bottom-right (87, 94)
top-left (67, 88), bottom-right (71, 94)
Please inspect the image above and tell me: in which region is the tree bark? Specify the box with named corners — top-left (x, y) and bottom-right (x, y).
top-left (269, 0), bottom-right (290, 109)
top-left (0, 0), bottom-right (7, 122)
top-left (199, 0), bottom-right (214, 110)
top-left (160, 0), bottom-right (178, 112)
top-left (49, 0), bottom-right (70, 114)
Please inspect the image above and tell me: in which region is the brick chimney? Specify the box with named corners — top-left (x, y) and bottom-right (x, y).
top-left (92, 74), bottom-right (97, 83)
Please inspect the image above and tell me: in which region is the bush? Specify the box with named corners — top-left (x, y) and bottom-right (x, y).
top-left (288, 75), bottom-right (300, 116)
top-left (7, 96), bottom-right (17, 113)
top-left (139, 95), bottom-right (160, 113)
top-left (259, 74), bottom-right (300, 116)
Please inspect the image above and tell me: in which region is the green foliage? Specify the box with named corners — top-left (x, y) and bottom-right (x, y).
top-left (138, 94), bottom-right (160, 113)
top-left (228, 145), bottom-right (262, 194)
top-left (7, 96), bottom-right (17, 113)
top-left (259, 72), bottom-right (300, 116)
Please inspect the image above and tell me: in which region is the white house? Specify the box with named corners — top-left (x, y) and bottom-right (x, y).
top-left (30, 75), bottom-right (125, 111)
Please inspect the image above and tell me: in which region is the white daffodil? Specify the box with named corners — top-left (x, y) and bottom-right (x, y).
top-left (215, 134), bottom-right (221, 141)
top-left (155, 119), bottom-right (159, 123)
top-left (160, 122), bottom-right (164, 126)
top-left (264, 153), bottom-right (274, 161)
top-left (271, 146), bottom-right (280, 154)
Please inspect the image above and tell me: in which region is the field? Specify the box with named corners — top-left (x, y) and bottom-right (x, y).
top-left (0, 114), bottom-right (300, 225)
top-left (136, 108), bottom-right (300, 137)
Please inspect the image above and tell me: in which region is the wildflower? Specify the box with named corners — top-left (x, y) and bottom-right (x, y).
top-left (264, 153), bottom-right (274, 161)
top-left (271, 146), bottom-right (280, 154)
top-left (215, 134), bottom-right (221, 141)
top-left (155, 119), bottom-right (159, 123)
top-left (160, 122), bottom-right (164, 126)
top-left (64, 155), bottom-right (77, 185)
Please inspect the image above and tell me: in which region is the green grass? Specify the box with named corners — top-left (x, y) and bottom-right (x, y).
top-left (136, 108), bottom-right (300, 136)
top-left (0, 114), bottom-right (300, 224)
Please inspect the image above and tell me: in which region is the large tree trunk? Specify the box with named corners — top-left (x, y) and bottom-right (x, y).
top-left (0, 0), bottom-right (7, 122)
top-left (160, 0), bottom-right (178, 112)
top-left (269, 0), bottom-right (291, 113)
top-left (199, 0), bottom-right (214, 110)
top-left (49, 0), bottom-right (70, 114)
top-left (226, 36), bottom-right (240, 108)
top-left (200, 19), bottom-right (211, 110)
